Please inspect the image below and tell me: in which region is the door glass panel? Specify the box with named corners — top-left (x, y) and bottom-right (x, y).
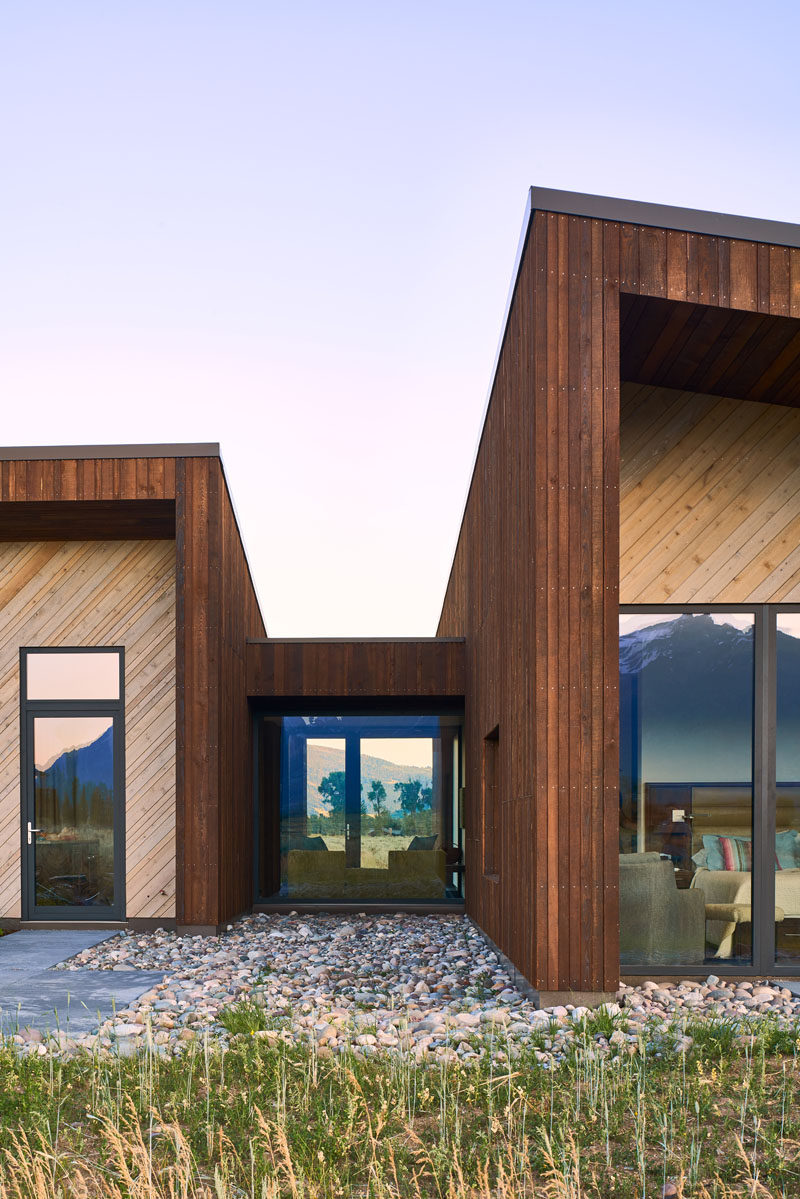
top-left (32, 716), bottom-right (115, 908)
top-left (619, 612), bottom-right (754, 965)
top-left (27, 652), bottom-right (120, 700)
top-left (775, 614), bottom-right (800, 963)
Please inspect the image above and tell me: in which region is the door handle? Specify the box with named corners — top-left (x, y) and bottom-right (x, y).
top-left (27, 823), bottom-right (43, 845)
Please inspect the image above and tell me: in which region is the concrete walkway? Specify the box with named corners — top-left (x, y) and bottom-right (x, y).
top-left (0, 930), bottom-right (164, 1037)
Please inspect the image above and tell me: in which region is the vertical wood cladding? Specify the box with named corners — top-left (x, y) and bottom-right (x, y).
top-left (175, 458), bottom-right (266, 927)
top-left (0, 453), bottom-right (265, 929)
top-left (438, 214), bottom-right (800, 992)
top-left (246, 639), bottom-right (465, 698)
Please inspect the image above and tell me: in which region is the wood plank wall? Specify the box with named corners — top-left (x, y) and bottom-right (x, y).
top-left (176, 458), bottom-right (266, 927)
top-left (438, 213), bottom-right (800, 992)
top-left (0, 540), bottom-right (175, 919)
top-left (621, 383), bottom-right (800, 602)
top-left (0, 458), bottom-right (177, 501)
top-left (0, 453), bottom-right (266, 928)
top-left (247, 640), bottom-right (465, 698)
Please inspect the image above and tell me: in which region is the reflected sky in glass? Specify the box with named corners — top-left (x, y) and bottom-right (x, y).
top-left (34, 715), bottom-right (113, 771)
top-left (26, 651), bottom-right (120, 700)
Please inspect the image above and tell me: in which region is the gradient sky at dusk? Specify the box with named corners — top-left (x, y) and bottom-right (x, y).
top-left (2, 2), bottom-right (798, 634)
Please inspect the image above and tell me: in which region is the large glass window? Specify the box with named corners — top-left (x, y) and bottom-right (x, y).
top-left (256, 713), bottom-right (463, 902)
top-left (619, 612), bottom-right (754, 966)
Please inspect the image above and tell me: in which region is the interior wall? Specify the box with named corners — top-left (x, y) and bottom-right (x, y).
top-left (621, 383), bottom-right (800, 603)
top-left (0, 539), bottom-right (176, 919)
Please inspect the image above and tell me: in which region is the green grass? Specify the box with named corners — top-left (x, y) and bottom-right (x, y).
top-left (0, 1014), bottom-right (799, 1195)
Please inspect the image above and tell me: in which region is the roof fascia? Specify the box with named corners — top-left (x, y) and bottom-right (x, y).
top-left (530, 187), bottom-right (800, 248)
top-left (0, 443), bottom-right (220, 462)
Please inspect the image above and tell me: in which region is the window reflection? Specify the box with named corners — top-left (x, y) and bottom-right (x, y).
top-left (26, 651), bottom-right (120, 700)
top-left (257, 714), bottom-right (463, 902)
top-left (619, 612), bottom-right (754, 966)
top-left (775, 614), bottom-right (800, 964)
top-left (33, 715), bottom-right (115, 907)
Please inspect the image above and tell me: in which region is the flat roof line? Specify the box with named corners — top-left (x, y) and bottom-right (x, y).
top-left (0, 443), bottom-right (220, 462)
top-left (530, 186), bottom-right (800, 247)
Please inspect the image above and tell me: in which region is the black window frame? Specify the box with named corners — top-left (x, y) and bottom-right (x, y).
top-left (20, 646), bottom-right (126, 921)
top-left (250, 702), bottom-right (465, 905)
top-left (618, 604), bottom-right (796, 977)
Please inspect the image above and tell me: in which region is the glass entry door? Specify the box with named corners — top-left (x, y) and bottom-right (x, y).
top-left (21, 648), bottom-right (125, 920)
top-left (26, 714), bottom-right (120, 913)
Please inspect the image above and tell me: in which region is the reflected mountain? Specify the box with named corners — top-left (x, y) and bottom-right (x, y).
top-left (36, 725), bottom-right (113, 791)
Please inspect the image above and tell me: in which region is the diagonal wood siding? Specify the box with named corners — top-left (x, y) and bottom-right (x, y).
top-left (621, 383), bottom-right (800, 603)
top-left (0, 540), bottom-right (176, 919)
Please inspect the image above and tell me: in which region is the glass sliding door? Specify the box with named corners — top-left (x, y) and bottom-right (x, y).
top-left (619, 612), bottom-right (755, 966)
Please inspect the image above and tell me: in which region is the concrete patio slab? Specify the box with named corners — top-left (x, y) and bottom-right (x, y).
top-left (0, 929), bottom-right (119, 972)
top-left (0, 929), bottom-right (165, 1037)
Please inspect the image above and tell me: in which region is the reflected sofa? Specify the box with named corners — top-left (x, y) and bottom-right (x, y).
top-left (619, 852), bottom-right (706, 965)
top-left (286, 847), bottom-right (447, 899)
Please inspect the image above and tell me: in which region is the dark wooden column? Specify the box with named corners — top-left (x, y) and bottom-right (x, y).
top-left (175, 456), bottom-right (221, 930)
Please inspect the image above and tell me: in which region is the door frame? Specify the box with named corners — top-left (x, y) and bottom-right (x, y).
top-left (19, 647), bottom-right (126, 921)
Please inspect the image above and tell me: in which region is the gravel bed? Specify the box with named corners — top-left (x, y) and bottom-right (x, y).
top-left (10, 913), bottom-right (800, 1059)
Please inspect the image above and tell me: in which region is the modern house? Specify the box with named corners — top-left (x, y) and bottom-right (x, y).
top-left (2, 188), bottom-right (800, 1003)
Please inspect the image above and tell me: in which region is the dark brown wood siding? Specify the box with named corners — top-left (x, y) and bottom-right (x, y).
top-left (247, 639), bottom-right (465, 698)
top-left (0, 457), bottom-right (177, 501)
top-left (0, 452), bottom-right (266, 929)
top-left (438, 212), bottom-right (800, 992)
top-left (175, 458), bottom-right (266, 927)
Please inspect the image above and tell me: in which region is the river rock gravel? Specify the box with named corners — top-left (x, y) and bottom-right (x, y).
top-left (14, 913), bottom-right (800, 1060)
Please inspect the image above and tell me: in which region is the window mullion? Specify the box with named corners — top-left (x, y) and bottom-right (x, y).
top-left (754, 606), bottom-right (777, 975)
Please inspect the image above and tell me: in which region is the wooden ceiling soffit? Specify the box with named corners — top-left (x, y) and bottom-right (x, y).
top-left (620, 294), bottom-right (800, 407)
top-left (0, 499), bottom-right (176, 541)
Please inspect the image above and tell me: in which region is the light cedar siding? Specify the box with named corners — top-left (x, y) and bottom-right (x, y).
top-left (0, 540), bottom-right (176, 919)
top-left (438, 201), bottom-right (800, 993)
top-left (0, 448), bottom-right (266, 930)
top-left (620, 385), bottom-right (800, 604)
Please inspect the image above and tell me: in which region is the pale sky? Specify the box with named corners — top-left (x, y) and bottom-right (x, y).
top-left (2, 2), bottom-right (799, 636)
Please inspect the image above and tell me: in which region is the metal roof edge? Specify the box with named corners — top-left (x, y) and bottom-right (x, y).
top-left (530, 186), bottom-right (800, 247)
top-left (0, 443), bottom-right (221, 462)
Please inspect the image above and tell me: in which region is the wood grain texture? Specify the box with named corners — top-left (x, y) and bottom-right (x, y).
top-left (0, 540), bottom-right (175, 919)
top-left (621, 383), bottom-right (800, 603)
top-left (620, 294), bottom-right (800, 405)
top-left (0, 500), bottom-right (175, 541)
top-left (0, 451), bottom-right (266, 928)
top-left (438, 211), bottom-right (800, 992)
top-left (246, 640), bottom-right (465, 698)
top-left (0, 458), bottom-right (176, 503)
top-left (175, 458), bottom-right (266, 927)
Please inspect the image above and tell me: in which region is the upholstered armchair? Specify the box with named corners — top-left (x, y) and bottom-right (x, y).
top-left (619, 852), bottom-right (706, 965)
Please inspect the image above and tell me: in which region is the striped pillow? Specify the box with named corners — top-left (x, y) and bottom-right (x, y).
top-left (703, 834), bottom-right (752, 872)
